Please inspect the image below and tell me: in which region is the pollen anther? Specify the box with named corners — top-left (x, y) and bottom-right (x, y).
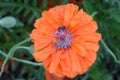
top-left (54, 26), bottom-right (74, 49)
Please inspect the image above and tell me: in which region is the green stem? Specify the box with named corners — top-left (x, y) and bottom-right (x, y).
top-left (10, 46), bottom-right (30, 57)
top-left (0, 49), bottom-right (42, 66)
top-left (91, 11), bottom-right (98, 17)
top-left (13, 38), bottom-right (31, 47)
top-left (12, 57), bottom-right (42, 66)
top-left (0, 46), bottom-right (29, 57)
top-left (101, 39), bottom-right (120, 63)
top-left (0, 38), bottom-right (31, 77)
top-left (0, 50), bottom-right (7, 57)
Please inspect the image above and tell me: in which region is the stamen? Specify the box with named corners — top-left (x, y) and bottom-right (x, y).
top-left (53, 26), bottom-right (74, 49)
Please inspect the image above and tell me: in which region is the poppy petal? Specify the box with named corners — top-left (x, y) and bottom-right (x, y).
top-left (43, 55), bottom-right (53, 70)
top-left (45, 71), bottom-right (67, 80)
top-left (33, 45), bottom-right (56, 62)
top-left (78, 57), bottom-right (90, 74)
top-left (49, 50), bottom-right (63, 73)
top-left (34, 18), bottom-right (55, 35)
top-left (30, 29), bottom-right (52, 42)
top-left (61, 55), bottom-right (77, 78)
top-left (64, 4), bottom-right (78, 27)
top-left (68, 48), bottom-right (82, 72)
top-left (70, 9), bottom-right (92, 32)
top-left (30, 29), bottom-right (52, 51)
top-left (42, 11), bottom-right (61, 30)
top-left (79, 42), bottom-right (100, 52)
top-left (74, 21), bottom-right (98, 35)
top-left (48, 8), bottom-right (63, 25)
top-left (74, 33), bottom-right (101, 43)
top-left (71, 43), bottom-right (88, 56)
top-left (34, 42), bottom-right (50, 51)
top-left (84, 50), bottom-right (96, 63)
top-left (53, 5), bottom-right (66, 22)
top-left (60, 50), bottom-right (72, 77)
top-left (54, 64), bottom-right (64, 77)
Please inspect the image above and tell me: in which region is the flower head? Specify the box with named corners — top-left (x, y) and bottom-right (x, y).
top-left (30, 4), bottom-right (101, 78)
top-left (45, 71), bottom-right (68, 80)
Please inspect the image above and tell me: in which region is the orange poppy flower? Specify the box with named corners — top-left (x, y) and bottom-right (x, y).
top-left (30, 4), bottom-right (101, 78)
top-left (45, 71), bottom-right (68, 80)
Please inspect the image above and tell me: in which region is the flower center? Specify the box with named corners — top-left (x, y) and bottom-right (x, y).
top-left (53, 26), bottom-right (74, 49)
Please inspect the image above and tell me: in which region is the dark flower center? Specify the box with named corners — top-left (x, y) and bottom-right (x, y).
top-left (53, 26), bottom-right (74, 49)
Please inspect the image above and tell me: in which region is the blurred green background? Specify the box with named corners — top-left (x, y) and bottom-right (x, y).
top-left (0, 0), bottom-right (120, 80)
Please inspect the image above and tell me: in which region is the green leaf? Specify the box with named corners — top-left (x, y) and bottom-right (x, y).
top-left (51, 0), bottom-right (59, 5)
top-left (23, 9), bottom-right (30, 17)
top-left (15, 19), bottom-right (24, 27)
top-left (41, 0), bottom-right (47, 11)
top-left (88, 65), bottom-right (113, 80)
top-left (28, 15), bottom-right (35, 24)
top-left (83, 0), bottom-right (95, 15)
top-left (0, 10), bottom-right (6, 18)
top-left (0, 1), bottom-right (40, 24)
top-left (15, 7), bottom-right (24, 14)
top-left (109, 8), bottom-right (120, 22)
top-left (109, 0), bottom-right (118, 5)
top-left (24, 0), bottom-right (29, 4)
top-left (61, 0), bottom-right (68, 4)
top-left (36, 66), bottom-right (45, 80)
top-left (32, 0), bottom-right (38, 7)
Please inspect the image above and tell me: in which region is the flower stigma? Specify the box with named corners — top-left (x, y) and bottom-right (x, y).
top-left (53, 26), bottom-right (74, 49)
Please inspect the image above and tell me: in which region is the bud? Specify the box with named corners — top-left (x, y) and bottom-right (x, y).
top-left (0, 16), bottom-right (16, 28)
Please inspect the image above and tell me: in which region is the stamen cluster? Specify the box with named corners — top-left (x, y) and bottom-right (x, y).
top-left (54, 26), bottom-right (74, 49)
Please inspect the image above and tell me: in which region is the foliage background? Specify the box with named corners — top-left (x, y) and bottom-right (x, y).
top-left (0, 0), bottom-right (120, 80)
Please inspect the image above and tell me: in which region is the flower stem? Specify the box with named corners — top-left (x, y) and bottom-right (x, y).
top-left (0, 49), bottom-right (42, 66)
top-left (10, 46), bottom-right (30, 57)
top-left (91, 11), bottom-right (98, 17)
top-left (0, 38), bottom-right (31, 77)
top-left (0, 50), bottom-right (7, 57)
top-left (11, 57), bottom-right (42, 66)
top-left (101, 39), bottom-right (120, 63)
